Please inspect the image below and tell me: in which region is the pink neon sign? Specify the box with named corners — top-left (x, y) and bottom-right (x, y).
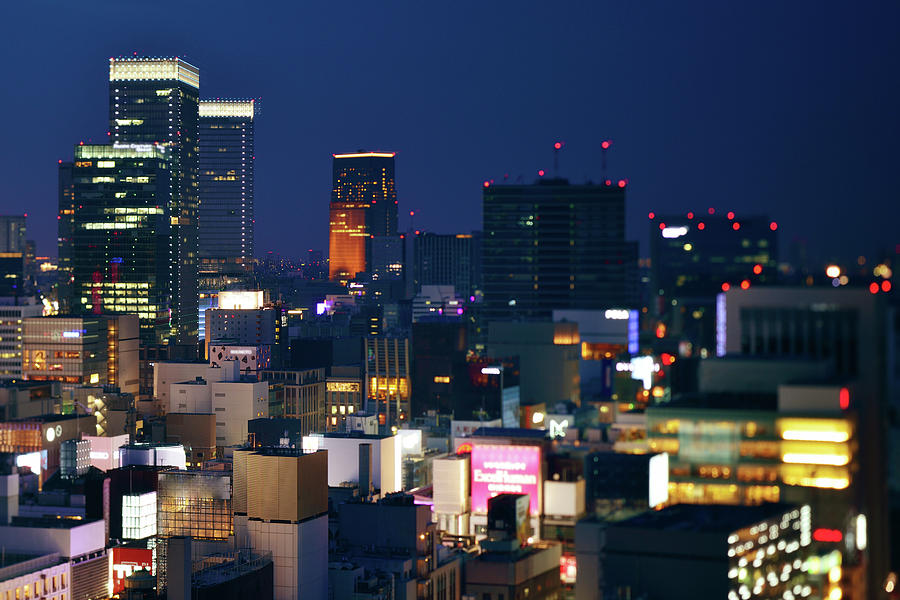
top-left (471, 444), bottom-right (541, 515)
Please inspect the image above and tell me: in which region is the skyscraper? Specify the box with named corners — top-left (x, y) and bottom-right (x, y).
top-left (69, 144), bottom-right (172, 344)
top-left (57, 162), bottom-right (75, 312)
top-left (329, 152), bottom-right (397, 282)
top-left (0, 216), bottom-right (26, 253)
top-left (198, 99), bottom-right (257, 288)
top-left (413, 231), bottom-right (482, 298)
top-left (482, 179), bottom-right (638, 323)
top-left (109, 57), bottom-right (200, 345)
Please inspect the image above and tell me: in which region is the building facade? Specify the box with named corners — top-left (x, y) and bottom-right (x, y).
top-left (482, 180), bottom-right (638, 323)
top-left (109, 56), bottom-right (200, 345)
top-left (412, 232), bottom-right (482, 298)
top-left (198, 99), bottom-right (257, 287)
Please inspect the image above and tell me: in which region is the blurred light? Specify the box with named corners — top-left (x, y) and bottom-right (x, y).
top-left (813, 529), bottom-right (843, 543)
top-left (825, 265), bottom-right (841, 278)
top-left (784, 454), bottom-right (849, 466)
top-left (683, 243), bottom-right (693, 251)
top-left (554, 142), bottom-right (562, 149)
top-left (870, 282), bottom-right (880, 294)
top-left (538, 169), bottom-right (545, 177)
top-left (659, 222), bottom-right (666, 230)
top-left (483, 181), bottom-right (490, 188)
top-left (532, 411), bottom-right (545, 424)
top-left (740, 280), bottom-right (750, 290)
top-left (722, 282), bottom-right (731, 292)
top-left (883, 280), bottom-right (892, 292)
top-left (726, 211), bottom-right (735, 220)
top-left (601, 140), bottom-right (611, 149)
top-left (618, 179), bottom-right (626, 188)
top-left (770, 221), bottom-right (778, 231)
top-left (708, 207), bottom-right (715, 215)
top-left (857, 514), bottom-right (867, 551)
top-left (753, 264), bottom-right (763, 275)
top-left (687, 212), bottom-right (694, 219)
top-left (648, 211), bottom-right (655, 219)
top-left (732, 222), bottom-right (741, 231)
top-left (698, 222), bottom-right (705, 230)
top-left (839, 275), bottom-right (849, 285)
top-left (655, 323), bottom-right (666, 338)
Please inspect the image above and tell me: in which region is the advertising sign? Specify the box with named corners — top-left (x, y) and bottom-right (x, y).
top-left (111, 546), bottom-right (153, 594)
top-left (471, 444), bottom-right (541, 515)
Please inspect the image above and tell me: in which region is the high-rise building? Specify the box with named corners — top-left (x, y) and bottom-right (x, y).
top-left (0, 299), bottom-right (44, 381)
top-left (109, 57), bottom-right (200, 345)
top-left (57, 163), bottom-right (75, 312)
top-left (198, 99), bottom-right (257, 287)
top-left (649, 211), bottom-right (778, 351)
top-left (482, 179), bottom-right (638, 323)
top-left (413, 232), bottom-right (482, 298)
top-left (329, 152), bottom-right (397, 283)
top-left (0, 216), bottom-right (26, 253)
top-left (68, 144), bottom-right (172, 345)
top-left (365, 336), bottom-right (410, 428)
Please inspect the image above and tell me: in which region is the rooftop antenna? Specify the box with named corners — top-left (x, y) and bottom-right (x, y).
top-left (553, 142), bottom-right (564, 177)
top-left (600, 140), bottom-right (612, 180)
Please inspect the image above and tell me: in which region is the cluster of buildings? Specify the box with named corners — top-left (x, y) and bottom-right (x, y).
top-left (0, 52), bottom-right (895, 600)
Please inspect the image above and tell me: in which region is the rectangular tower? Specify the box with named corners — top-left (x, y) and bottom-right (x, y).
top-left (198, 99), bottom-right (257, 287)
top-left (70, 144), bottom-right (172, 344)
top-left (482, 179), bottom-right (638, 323)
top-left (57, 162), bottom-right (75, 312)
top-left (109, 57), bottom-right (200, 345)
top-left (329, 152), bottom-right (397, 282)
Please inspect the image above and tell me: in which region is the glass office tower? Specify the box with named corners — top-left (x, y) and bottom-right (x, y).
top-left (482, 179), bottom-right (639, 323)
top-left (198, 99), bottom-right (256, 288)
top-left (329, 152), bottom-right (397, 282)
top-left (70, 144), bottom-right (172, 345)
top-left (57, 162), bottom-right (75, 312)
top-left (109, 57), bottom-right (200, 345)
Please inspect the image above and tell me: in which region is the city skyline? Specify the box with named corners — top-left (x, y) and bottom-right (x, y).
top-left (1, 1), bottom-right (897, 267)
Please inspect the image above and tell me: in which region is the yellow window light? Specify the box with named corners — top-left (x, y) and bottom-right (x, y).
top-left (781, 430), bottom-right (850, 443)
top-left (782, 453), bottom-right (849, 466)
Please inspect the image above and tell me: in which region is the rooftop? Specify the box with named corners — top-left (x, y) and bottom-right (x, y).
top-left (8, 516), bottom-right (100, 530)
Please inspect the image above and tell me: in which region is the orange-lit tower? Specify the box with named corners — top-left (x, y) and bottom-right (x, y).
top-left (328, 152), bottom-right (397, 283)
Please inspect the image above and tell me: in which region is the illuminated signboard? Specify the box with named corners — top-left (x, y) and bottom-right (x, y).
top-left (560, 555), bottom-right (577, 585)
top-left (112, 546), bottom-right (153, 595)
top-left (326, 381), bottom-right (360, 393)
top-left (471, 444), bottom-right (541, 516)
top-left (648, 452), bottom-right (669, 507)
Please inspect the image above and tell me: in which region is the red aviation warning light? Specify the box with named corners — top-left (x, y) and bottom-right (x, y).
top-left (648, 212), bottom-right (655, 220)
top-left (770, 221), bottom-right (778, 231)
top-left (753, 264), bottom-right (763, 275)
top-left (601, 140), bottom-right (611, 150)
top-left (721, 282), bottom-right (731, 292)
top-left (554, 142), bottom-right (563, 150)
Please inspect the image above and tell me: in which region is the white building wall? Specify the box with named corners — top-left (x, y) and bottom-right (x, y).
top-left (0, 559), bottom-right (69, 600)
top-left (246, 516), bottom-right (327, 600)
top-left (153, 361), bottom-right (238, 407)
top-left (169, 381), bottom-right (212, 413)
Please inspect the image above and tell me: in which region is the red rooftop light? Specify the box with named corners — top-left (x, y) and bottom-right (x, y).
top-left (753, 264), bottom-right (763, 275)
top-left (483, 181), bottom-right (490, 188)
top-left (740, 280), bottom-right (750, 290)
top-left (538, 170), bottom-right (545, 177)
top-left (687, 212), bottom-right (694, 219)
top-left (840, 387), bottom-right (850, 410)
top-left (601, 140), bottom-right (611, 150)
top-left (813, 529), bottom-right (843, 543)
top-left (883, 280), bottom-right (892, 292)
top-left (698, 222), bottom-right (705, 230)
top-left (732, 222), bottom-right (741, 231)
top-left (658, 222), bottom-right (666, 230)
top-left (648, 212), bottom-right (655, 220)
top-left (604, 179), bottom-right (612, 186)
top-left (721, 282), bottom-right (731, 292)
top-left (770, 221), bottom-right (778, 231)
top-left (708, 207), bottom-right (715, 215)
top-left (554, 142), bottom-right (562, 150)
top-left (727, 211), bottom-right (735, 220)
top-left (869, 282), bottom-right (880, 294)
top-left (618, 180), bottom-right (626, 188)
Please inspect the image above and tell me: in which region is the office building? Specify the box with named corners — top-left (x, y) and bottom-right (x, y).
top-left (0, 253), bottom-right (25, 298)
top-left (649, 211), bottom-right (778, 351)
top-left (335, 493), bottom-right (462, 600)
top-left (0, 299), bottom-right (44, 381)
top-left (153, 359), bottom-right (239, 415)
top-left (109, 56), bottom-right (200, 345)
top-left (198, 99), bottom-right (257, 288)
top-left (156, 469), bottom-right (233, 591)
top-left (190, 550), bottom-right (274, 600)
top-left (22, 315), bottom-right (139, 398)
top-left (0, 552), bottom-right (70, 600)
top-left (0, 381), bottom-right (60, 421)
top-left (365, 336), bottom-right (410, 428)
top-left (487, 320), bottom-right (581, 411)
top-left (482, 179), bottom-right (638, 323)
top-left (302, 431), bottom-right (400, 494)
top-left (329, 152), bottom-right (398, 282)
top-left (167, 376), bottom-right (268, 447)
top-left (233, 447), bottom-right (328, 600)
top-left (575, 503), bottom-right (814, 600)
top-left (412, 231), bottom-right (482, 298)
top-left (57, 162), bottom-right (75, 312)
top-left (68, 143), bottom-right (173, 344)
top-left (0, 217), bottom-right (26, 254)
top-left (260, 369), bottom-right (326, 435)
top-left (325, 366), bottom-right (363, 432)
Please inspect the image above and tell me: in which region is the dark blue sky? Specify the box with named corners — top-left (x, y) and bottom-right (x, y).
top-left (2, 1), bottom-right (898, 265)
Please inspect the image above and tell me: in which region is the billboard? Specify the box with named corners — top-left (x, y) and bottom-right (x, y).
top-left (471, 444), bottom-right (541, 516)
top-left (111, 546), bottom-right (153, 594)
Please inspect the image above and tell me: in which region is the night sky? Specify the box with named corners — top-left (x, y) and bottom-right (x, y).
top-left (2, 1), bottom-right (898, 266)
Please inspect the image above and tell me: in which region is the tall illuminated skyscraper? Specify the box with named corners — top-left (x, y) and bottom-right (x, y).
top-left (198, 99), bottom-right (257, 288)
top-left (57, 162), bottom-right (75, 312)
top-left (328, 151), bottom-right (397, 282)
top-left (69, 144), bottom-right (172, 345)
top-left (109, 57), bottom-right (200, 345)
